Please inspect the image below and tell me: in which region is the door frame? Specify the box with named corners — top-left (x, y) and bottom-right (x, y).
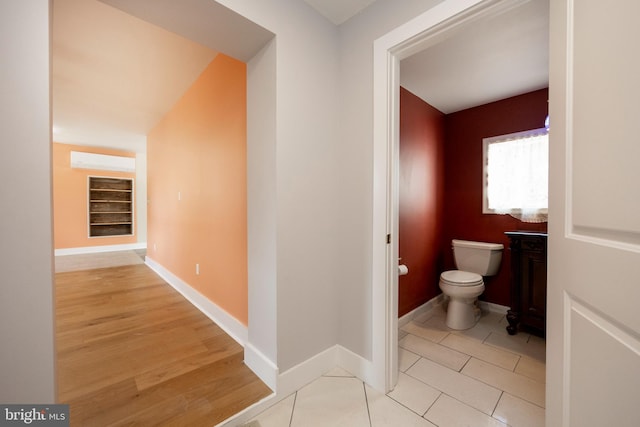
top-left (371, 0), bottom-right (532, 392)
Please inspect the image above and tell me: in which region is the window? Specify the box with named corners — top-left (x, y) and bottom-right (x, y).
top-left (482, 128), bottom-right (548, 222)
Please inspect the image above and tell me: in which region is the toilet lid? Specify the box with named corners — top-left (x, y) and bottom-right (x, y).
top-left (441, 270), bottom-right (483, 286)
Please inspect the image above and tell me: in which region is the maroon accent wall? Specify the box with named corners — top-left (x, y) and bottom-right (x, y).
top-left (398, 87), bottom-right (446, 316)
top-left (443, 88), bottom-right (549, 307)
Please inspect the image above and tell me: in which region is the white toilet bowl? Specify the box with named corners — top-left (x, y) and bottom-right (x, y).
top-left (439, 270), bottom-right (484, 330)
top-left (439, 239), bottom-right (503, 330)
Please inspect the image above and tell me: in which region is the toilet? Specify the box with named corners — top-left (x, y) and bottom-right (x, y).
top-left (439, 239), bottom-right (503, 330)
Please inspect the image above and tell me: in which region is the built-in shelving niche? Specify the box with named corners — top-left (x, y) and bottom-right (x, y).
top-left (88, 177), bottom-right (134, 237)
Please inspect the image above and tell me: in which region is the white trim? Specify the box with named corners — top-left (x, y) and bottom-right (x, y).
top-left (216, 344), bottom-right (373, 426)
top-left (213, 393), bottom-right (278, 427)
top-left (276, 345), bottom-right (337, 396)
top-left (54, 242), bottom-right (146, 256)
top-left (143, 258), bottom-right (280, 399)
top-left (398, 294), bottom-right (445, 329)
top-left (277, 344), bottom-right (373, 398)
top-left (336, 345), bottom-right (374, 385)
top-left (218, 347), bottom-right (340, 426)
top-left (396, 295), bottom-right (507, 327)
top-left (372, 0), bottom-right (522, 393)
top-left (395, 295), bottom-right (508, 328)
top-left (244, 342), bottom-right (278, 392)
top-left (144, 256), bottom-right (248, 346)
top-left (478, 300), bottom-right (510, 315)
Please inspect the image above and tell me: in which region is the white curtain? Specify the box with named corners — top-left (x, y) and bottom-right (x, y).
top-left (486, 131), bottom-right (548, 223)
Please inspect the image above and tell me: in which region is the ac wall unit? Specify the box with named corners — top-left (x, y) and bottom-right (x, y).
top-left (70, 151), bottom-right (135, 173)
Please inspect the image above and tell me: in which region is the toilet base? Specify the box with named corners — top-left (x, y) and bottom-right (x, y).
top-left (445, 298), bottom-right (481, 330)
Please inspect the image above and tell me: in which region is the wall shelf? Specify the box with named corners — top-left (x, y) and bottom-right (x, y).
top-left (88, 177), bottom-right (134, 237)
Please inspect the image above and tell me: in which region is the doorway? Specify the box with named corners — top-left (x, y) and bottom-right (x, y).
top-left (51, 0), bottom-right (279, 413)
top-left (372, 0), bottom-right (550, 392)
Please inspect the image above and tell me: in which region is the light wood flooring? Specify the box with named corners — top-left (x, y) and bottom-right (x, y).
top-left (56, 263), bottom-right (271, 426)
top-left (55, 249), bottom-right (144, 273)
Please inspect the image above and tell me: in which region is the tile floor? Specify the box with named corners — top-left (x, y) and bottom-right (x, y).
top-left (246, 303), bottom-right (545, 427)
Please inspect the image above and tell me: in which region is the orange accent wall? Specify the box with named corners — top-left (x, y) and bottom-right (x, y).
top-left (146, 54), bottom-right (248, 325)
top-left (53, 143), bottom-right (137, 249)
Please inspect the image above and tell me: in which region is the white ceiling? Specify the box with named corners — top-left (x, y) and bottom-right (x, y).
top-left (303, 0), bottom-right (378, 25)
top-left (52, 0), bottom-right (272, 152)
top-left (52, 0), bottom-right (548, 153)
top-left (101, 0), bottom-right (274, 62)
top-left (400, 0), bottom-right (549, 113)
top-left (53, 0), bottom-right (216, 152)
top-left (304, 0), bottom-right (548, 113)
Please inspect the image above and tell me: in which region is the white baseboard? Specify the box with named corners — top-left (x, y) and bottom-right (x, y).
top-left (277, 345), bottom-right (338, 397)
top-left (244, 342), bottom-right (278, 392)
top-left (144, 256), bottom-right (248, 346)
top-left (278, 344), bottom-right (373, 397)
top-left (479, 300), bottom-right (509, 315)
top-left (397, 294), bottom-right (509, 326)
top-left (55, 242), bottom-right (146, 256)
top-left (216, 345), bottom-right (338, 426)
top-left (144, 257), bottom-right (281, 396)
top-left (218, 344), bottom-right (373, 426)
top-left (213, 392), bottom-right (278, 427)
top-left (398, 293), bottom-right (444, 328)
top-left (336, 345), bottom-right (374, 385)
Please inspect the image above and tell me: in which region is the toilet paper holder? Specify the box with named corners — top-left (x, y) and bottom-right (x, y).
top-left (398, 258), bottom-right (409, 276)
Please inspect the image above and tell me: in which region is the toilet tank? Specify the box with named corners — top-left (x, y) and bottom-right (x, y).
top-left (452, 239), bottom-right (503, 276)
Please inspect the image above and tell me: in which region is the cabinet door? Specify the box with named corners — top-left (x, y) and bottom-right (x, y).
top-left (520, 245), bottom-right (546, 334)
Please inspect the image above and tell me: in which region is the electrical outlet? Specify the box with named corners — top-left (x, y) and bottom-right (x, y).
top-left (196, 264), bottom-right (200, 275)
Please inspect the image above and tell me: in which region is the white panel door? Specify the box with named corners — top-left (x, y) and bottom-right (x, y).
top-left (547, 1), bottom-right (640, 426)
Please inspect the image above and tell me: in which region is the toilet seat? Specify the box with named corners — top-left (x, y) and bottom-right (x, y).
top-left (440, 270), bottom-right (483, 286)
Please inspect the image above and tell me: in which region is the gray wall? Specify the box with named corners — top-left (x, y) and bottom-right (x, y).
top-left (0, 0), bottom-right (453, 402)
top-left (219, 0), bottom-right (342, 372)
top-left (221, 0), bottom-right (446, 370)
top-left (336, 0), bottom-right (445, 360)
top-left (0, 0), bottom-right (56, 403)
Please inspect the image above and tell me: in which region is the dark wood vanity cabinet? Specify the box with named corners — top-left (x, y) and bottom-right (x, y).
top-left (505, 232), bottom-right (547, 337)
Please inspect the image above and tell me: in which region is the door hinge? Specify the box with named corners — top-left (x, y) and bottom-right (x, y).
top-left (386, 234), bottom-right (391, 244)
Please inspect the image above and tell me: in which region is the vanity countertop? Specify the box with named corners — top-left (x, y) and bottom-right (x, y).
top-left (505, 231), bottom-right (548, 237)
